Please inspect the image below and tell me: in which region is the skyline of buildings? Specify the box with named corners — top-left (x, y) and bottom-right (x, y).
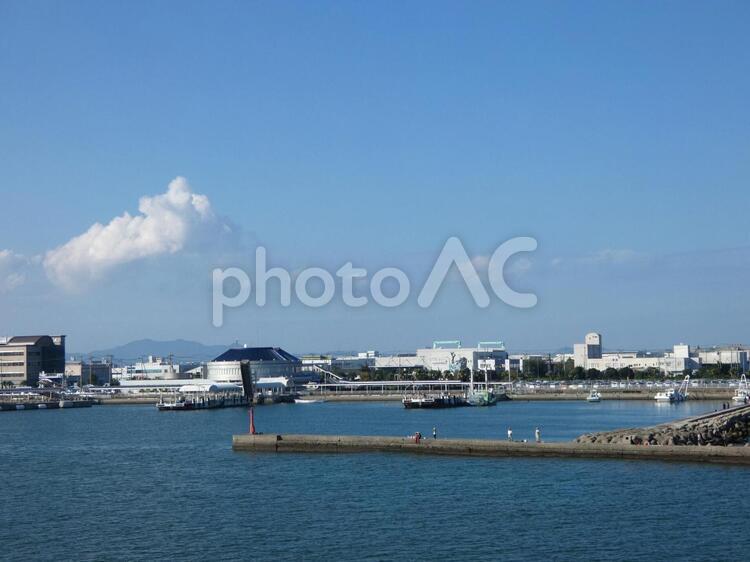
top-left (4, 329), bottom-right (750, 388)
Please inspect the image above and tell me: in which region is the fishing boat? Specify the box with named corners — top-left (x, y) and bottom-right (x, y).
top-left (654, 375), bottom-right (690, 403)
top-left (465, 369), bottom-right (506, 407)
top-left (586, 389), bottom-right (601, 402)
top-left (467, 388), bottom-right (499, 406)
top-left (294, 398), bottom-right (325, 404)
top-left (654, 388), bottom-right (677, 403)
top-left (732, 374), bottom-right (749, 404)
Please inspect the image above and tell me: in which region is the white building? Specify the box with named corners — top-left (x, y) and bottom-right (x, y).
top-left (695, 348), bottom-right (748, 372)
top-left (113, 356), bottom-right (182, 381)
top-left (374, 355), bottom-right (424, 370)
top-left (203, 347), bottom-right (317, 387)
top-left (416, 341), bottom-right (508, 373)
top-left (573, 332), bottom-right (699, 375)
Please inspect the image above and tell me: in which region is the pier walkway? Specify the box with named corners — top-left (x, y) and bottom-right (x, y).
top-left (232, 433), bottom-right (750, 465)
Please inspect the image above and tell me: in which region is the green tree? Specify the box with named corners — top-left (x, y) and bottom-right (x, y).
top-left (523, 358), bottom-right (548, 379)
top-left (563, 358), bottom-right (575, 379)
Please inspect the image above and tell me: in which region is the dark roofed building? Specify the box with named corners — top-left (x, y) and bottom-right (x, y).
top-left (212, 347), bottom-right (300, 363)
top-left (206, 346), bottom-right (317, 388)
top-left (0, 335), bottom-right (66, 387)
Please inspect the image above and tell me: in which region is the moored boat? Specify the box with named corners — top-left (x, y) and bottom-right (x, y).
top-left (402, 394), bottom-right (468, 409)
top-left (732, 374), bottom-right (749, 404)
top-left (586, 390), bottom-right (601, 402)
top-left (467, 389), bottom-right (499, 407)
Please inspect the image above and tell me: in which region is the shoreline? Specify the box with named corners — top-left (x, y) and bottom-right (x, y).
top-left (96, 391), bottom-right (736, 406)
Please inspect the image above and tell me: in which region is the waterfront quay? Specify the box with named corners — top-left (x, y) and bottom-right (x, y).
top-left (305, 379), bottom-right (737, 401)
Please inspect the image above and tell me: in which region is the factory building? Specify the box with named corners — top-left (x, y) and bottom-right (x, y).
top-left (0, 335), bottom-right (66, 387)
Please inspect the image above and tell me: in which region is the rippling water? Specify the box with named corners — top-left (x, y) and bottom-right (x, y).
top-left (1, 400), bottom-right (748, 561)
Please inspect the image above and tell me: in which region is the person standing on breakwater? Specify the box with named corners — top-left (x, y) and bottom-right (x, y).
top-left (507, 427), bottom-right (513, 441)
top-left (433, 427), bottom-right (437, 440)
top-left (535, 427), bottom-right (541, 443)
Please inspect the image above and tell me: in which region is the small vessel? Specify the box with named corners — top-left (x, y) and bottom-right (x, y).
top-left (402, 394), bottom-right (468, 409)
top-left (156, 383), bottom-right (249, 411)
top-left (58, 399), bottom-right (95, 408)
top-left (467, 388), bottom-right (499, 407)
top-left (465, 369), bottom-right (506, 407)
top-left (654, 388), bottom-right (678, 403)
top-left (655, 375), bottom-right (690, 403)
top-left (294, 398), bottom-right (324, 404)
top-left (586, 389), bottom-right (601, 402)
top-left (732, 374), bottom-right (749, 404)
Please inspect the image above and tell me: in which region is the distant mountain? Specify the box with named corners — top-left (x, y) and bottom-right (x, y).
top-left (87, 339), bottom-right (231, 364)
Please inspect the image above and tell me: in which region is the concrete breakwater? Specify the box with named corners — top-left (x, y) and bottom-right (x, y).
top-left (232, 433), bottom-right (750, 465)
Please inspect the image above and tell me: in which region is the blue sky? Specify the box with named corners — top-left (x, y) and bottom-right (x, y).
top-left (1, 1), bottom-right (749, 354)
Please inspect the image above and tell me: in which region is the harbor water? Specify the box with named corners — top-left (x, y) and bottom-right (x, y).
top-left (1, 400), bottom-right (748, 561)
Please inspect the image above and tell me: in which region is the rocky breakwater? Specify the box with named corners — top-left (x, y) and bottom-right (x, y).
top-left (576, 404), bottom-right (750, 446)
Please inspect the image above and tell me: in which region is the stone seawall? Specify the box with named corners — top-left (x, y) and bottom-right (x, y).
top-left (576, 404), bottom-right (750, 446)
top-left (232, 434), bottom-right (750, 465)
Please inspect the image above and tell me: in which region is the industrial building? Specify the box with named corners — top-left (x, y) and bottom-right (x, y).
top-left (0, 335), bottom-right (66, 387)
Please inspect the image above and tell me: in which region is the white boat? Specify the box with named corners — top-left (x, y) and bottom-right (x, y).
top-left (586, 390), bottom-right (601, 402)
top-left (654, 389), bottom-right (676, 403)
top-left (294, 398), bottom-right (325, 404)
top-left (732, 374), bottom-right (749, 404)
top-left (655, 375), bottom-right (690, 403)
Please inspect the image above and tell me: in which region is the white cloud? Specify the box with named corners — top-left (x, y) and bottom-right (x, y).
top-left (43, 177), bottom-right (230, 291)
top-left (0, 250), bottom-right (29, 292)
top-left (578, 248), bottom-right (642, 265)
top-left (551, 249), bottom-right (644, 268)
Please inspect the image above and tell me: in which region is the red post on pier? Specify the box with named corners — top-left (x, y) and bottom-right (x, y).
top-left (249, 407), bottom-right (256, 435)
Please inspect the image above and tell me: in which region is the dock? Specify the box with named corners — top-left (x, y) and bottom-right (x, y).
top-left (232, 433), bottom-right (750, 465)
